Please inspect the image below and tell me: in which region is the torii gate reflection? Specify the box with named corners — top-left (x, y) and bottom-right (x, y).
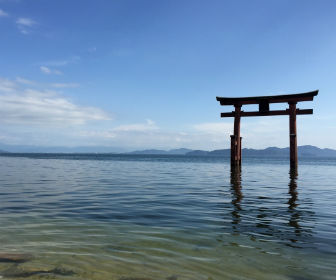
top-left (228, 167), bottom-right (313, 246)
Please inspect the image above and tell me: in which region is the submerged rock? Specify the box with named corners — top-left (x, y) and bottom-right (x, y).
top-left (0, 266), bottom-right (75, 278)
top-left (118, 275), bottom-right (178, 280)
top-left (289, 276), bottom-right (311, 280)
top-left (119, 277), bottom-right (153, 280)
top-left (0, 254), bottom-right (32, 264)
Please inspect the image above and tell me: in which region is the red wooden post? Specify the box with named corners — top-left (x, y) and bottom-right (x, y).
top-left (217, 90), bottom-right (318, 169)
top-left (231, 105), bottom-right (241, 166)
top-left (230, 135), bottom-right (235, 165)
top-left (289, 102), bottom-right (298, 168)
top-left (239, 136), bottom-right (242, 165)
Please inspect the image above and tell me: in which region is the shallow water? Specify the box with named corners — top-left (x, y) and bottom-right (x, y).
top-left (0, 154), bottom-right (335, 279)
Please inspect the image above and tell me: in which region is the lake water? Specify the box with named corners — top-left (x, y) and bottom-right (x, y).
top-left (0, 154), bottom-right (335, 279)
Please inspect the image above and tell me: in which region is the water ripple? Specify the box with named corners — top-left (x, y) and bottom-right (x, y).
top-left (0, 155), bottom-right (335, 279)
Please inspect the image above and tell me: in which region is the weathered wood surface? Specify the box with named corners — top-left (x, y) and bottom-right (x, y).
top-left (289, 103), bottom-right (298, 168)
top-left (216, 90), bottom-right (318, 106)
top-left (221, 109), bottom-right (313, 118)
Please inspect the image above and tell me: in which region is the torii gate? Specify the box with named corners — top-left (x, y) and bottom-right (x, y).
top-left (216, 90), bottom-right (318, 168)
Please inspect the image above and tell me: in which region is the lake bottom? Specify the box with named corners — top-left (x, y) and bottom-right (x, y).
top-left (0, 155), bottom-right (335, 279)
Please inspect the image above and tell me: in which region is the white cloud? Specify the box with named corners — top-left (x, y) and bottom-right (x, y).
top-left (241, 119), bottom-right (289, 148)
top-left (78, 130), bottom-right (116, 139)
top-left (40, 66), bottom-right (51, 74)
top-left (17, 78), bottom-right (79, 89)
top-left (16, 17), bottom-right (36, 34)
top-left (0, 78), bottom-right (111, 126)
top-left (75, 120), bottom-right (229, 150)
top-left (0, 78), bottom-right (16, 93)
top-left (192, 120), bottom-right (290, 148)
top-left (75, 119), bottom-right (194, 148)
top-left (51, 83), bottom-right (80, 88)
top-left (77, 119), bottom-right (159, 145)
top-left (42, 56), bottom-right (80, 67)
top-left (16, 77), bottom-right (35, 85)
top-left (114, 119), bottom-right (158, 132)
top-left (76, 126), bottom-right (193, 149)
top-left (0, 9), bottom-right (8, 17)
top-left (40, 66), bottom-right (62, 75)
top-left (193, 122), bottom-right (232, 135)
top-left (16, 17), bottom-right (35, 26)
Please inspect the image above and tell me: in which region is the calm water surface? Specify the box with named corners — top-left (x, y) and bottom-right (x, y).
top-left (0, 154), bottom-right (335, 279)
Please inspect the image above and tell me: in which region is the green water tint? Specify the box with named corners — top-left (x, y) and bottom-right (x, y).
top-left (0, 219), bottom-right (334, 280)
top-left (0, 155), bottom-right (335, 279)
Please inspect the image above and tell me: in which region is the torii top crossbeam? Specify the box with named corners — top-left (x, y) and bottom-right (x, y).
top-left (216, 90), bottom-right (318, 168)
top-left (216, 90), bottom-right (318, 105)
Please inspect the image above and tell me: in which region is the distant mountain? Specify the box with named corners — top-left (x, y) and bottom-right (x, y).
top-left (186, 150), bottom-right (210, 156)
top-left (128, 148), bottom-right (193, 155)
top-left (168, 148), bottom-right (193, 155)
top-left (128, 149), bottom-right (168, 155)
top-left (0, 143), bottom-right (335, 158)
top-left (186, 145), bottom-right (336, 158)
top-left (298, 145), bottom-right (336, 157)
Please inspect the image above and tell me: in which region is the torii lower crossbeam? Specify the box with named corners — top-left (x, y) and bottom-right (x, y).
top-left (216, 90), bottom-right (318, 168)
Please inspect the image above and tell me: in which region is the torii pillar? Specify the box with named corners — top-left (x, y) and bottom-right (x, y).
top-left (289, 102), bottom-right (298, 168)
top-left (231, 105), bottom-right (242, 166)
top-left (216, 90), bottom-right (318, 169)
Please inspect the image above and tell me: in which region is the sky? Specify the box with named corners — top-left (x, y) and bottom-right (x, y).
top-left (0, 0), bottom-right (335, 151)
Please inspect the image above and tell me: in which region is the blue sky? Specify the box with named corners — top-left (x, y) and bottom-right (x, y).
top-left (0, 0), bottom-right (335, 150)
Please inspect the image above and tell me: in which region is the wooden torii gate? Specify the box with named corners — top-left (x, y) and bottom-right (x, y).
top-left (216, 90), bottom-right (318, 168)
